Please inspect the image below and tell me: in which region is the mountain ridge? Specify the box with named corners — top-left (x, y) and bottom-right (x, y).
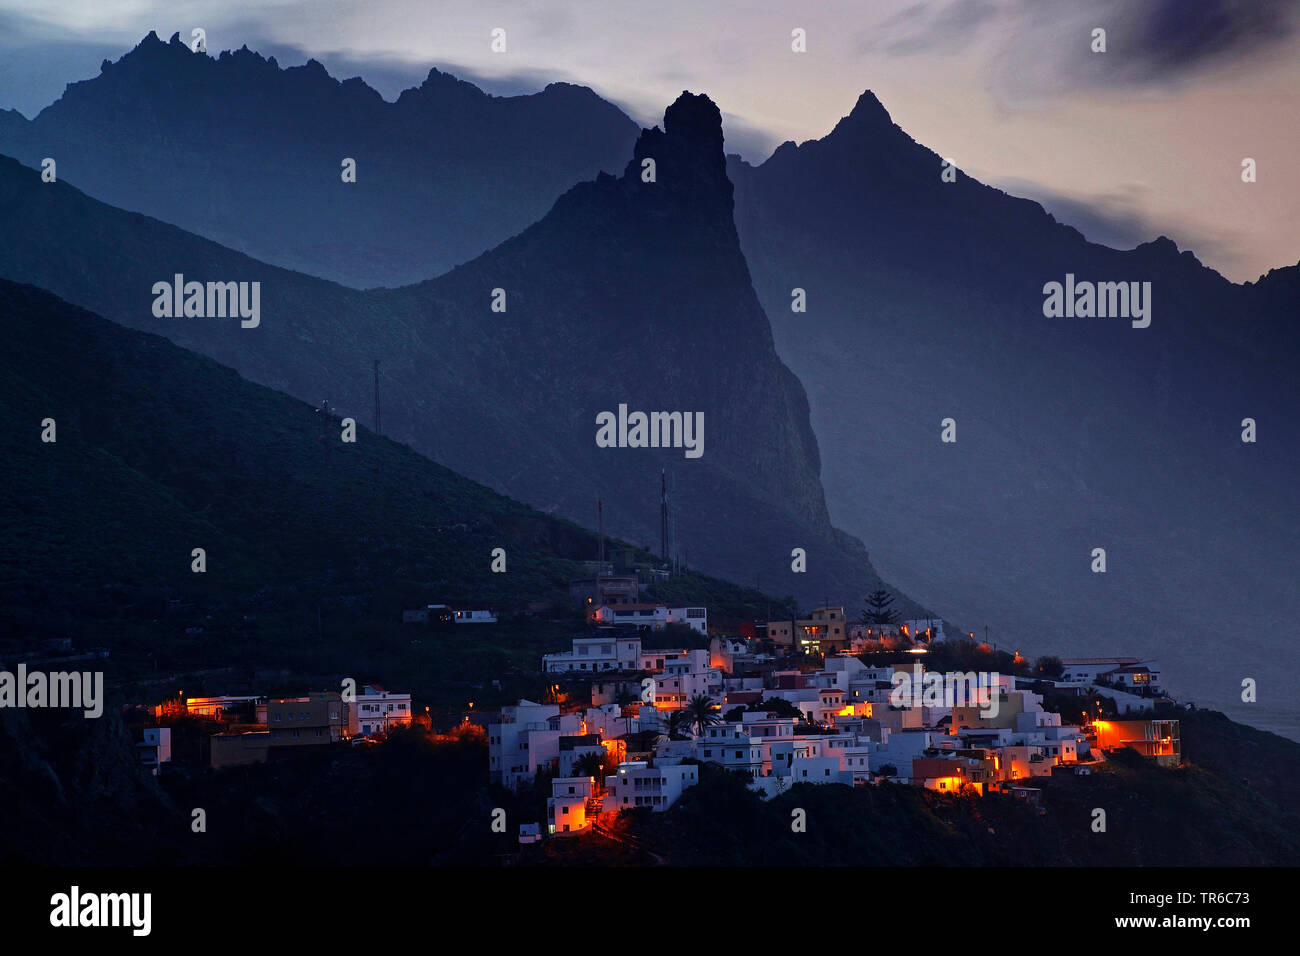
top-left (0, 32), bottom-right (642, 288)
top-left (0, 89), bottom-right (923, 619)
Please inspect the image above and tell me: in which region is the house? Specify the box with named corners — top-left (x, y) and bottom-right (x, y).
top-left (590, 604), bottom-right (708, 634)
top-left (184, 695), bottom-right (266, 723)
top-left (547, 776), bottom-right (595, 834)
top-left (605, 761), bottom-right (698, 811)
top-left (764, 606), bottom-right (849, 653)
top-left (543, 635), bottom-right (642, 673)
top-left (453, 609), bottom-right (497, 624)
top-left (348, 684), bottom-right (412, 738)
top-left (136, 727), bottom-right (171, 776)
top-left (266, 692), bottom-right (347, 747)
top-left (488, 700), bottom-right (586, 789)
top-left (518, 823), bottom-right (542, 845)
top-left (848, 622), bottom-right (901, 643)
top-left (1059, 657), bottom-right (1161, 690)
top-left (569, 575), bottom-right (640, 607)
top-left (1091, 718), bottom-right (1181, 767)
top-left (912, 751), bottom-right (998, 794)
top-left (652, 653), bottom-right (723, 710)
top-left (697, 724), bottom-right (765, 777)
top-left (558, 733), bottom-right (606, 777)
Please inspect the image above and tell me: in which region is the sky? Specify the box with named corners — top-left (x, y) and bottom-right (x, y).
top-left (1, 0), bottom-right (1297, 281)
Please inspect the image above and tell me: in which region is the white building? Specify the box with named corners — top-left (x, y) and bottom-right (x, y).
top-left (489, 700), bottom-right (586, 789)
top-left (137, 727), bottom-right (172, 776)
top-left (591, 604), bottom-right (707, 634)
top-left (348, 684), bottom-right (412, 737)
top-left (605, 761), bottom-right (698, 811)
top-left (547, 776), bottom-right (595, 835)
top-left (697, 724), bottom-right (765, 776)
top-left (453, 609), bottom-right (497, 624)
top-left (543, 635), bottom-right (643, 673)
top-left (1059, 657), bottom-right (1161, 692)
top-left (653, 654), bottom-right (724, 710)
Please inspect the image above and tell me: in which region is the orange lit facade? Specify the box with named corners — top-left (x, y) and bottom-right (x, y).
top-left (1090, 718), bottom-right (1181, 767)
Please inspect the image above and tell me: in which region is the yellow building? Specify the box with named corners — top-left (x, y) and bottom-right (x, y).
top-left (765, 606), bottom-right (848, 653)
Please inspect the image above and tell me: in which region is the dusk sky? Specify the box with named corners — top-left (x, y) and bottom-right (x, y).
top-left (2, 0), bottom-right (1296, 281)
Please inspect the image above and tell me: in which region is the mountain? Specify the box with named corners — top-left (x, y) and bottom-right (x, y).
top-left (0, 92), bottom-right (917, 617)
top-left (0, 276), bottom-right (801, 644)
top-left (0, 277), bottom-right (590, 621)
top-left (0, 31), bottom-right (640, 288)
top-left (727, 91), bottom-right (1300, 735)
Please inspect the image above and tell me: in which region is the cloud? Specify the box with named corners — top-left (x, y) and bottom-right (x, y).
top-left (855, 0), bottom-right (999, 56)
top-left (0, 11), bottom-right (131, 115)
top-left (720, 111), bottom-right (782, 163)
top-left (1131, 0), bottom-right (1298, 78)
top-left (995, 176), bottom-right (1251, 279)
top-left (991, 0), bottom-right (1300, 100)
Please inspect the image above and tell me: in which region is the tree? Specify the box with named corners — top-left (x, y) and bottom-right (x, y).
top-left (861, 588), bottom-right (898, 626)
top-left (751, 697), bottom-right (802, 720)
top-left (666, 709), bottom-right (693, 740)
top-left (573, 750), bottom-right (611, 793)
top-left (1034, 656), bottom-right (1064, 679)
top-left (614, 687), bottom-right (639, 734)
top-left (683, 694), bottom-right (720, 738)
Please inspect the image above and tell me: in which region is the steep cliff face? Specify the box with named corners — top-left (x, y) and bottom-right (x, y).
top-left (0, 94), bottom-right (920, 612)
top-left (393, 92), bottom-right (839, 557)
top-left (0, 32), bottom-right (640, 288)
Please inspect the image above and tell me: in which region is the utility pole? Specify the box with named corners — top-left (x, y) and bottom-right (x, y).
top-left (373, 359), bottom-right (381, 436)
top-left (660, 469), bottom-right (668, 564)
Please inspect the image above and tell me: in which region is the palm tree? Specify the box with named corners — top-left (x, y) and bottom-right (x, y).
top-left (683, 693), bottom-right (720, 738)
top-left (614, 687), bottom-right (639, 735)
top-left (573, 751), bottom-right (609, 793)
top-left (666, 709), bottom-right (692, 740)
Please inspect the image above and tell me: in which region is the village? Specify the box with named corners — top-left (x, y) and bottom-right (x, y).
top-left (117, 567), bottom-right (1182, 848)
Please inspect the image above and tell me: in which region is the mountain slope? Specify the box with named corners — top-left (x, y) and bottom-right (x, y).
top-left (728, 91), bottom-right (1300, 735)
top-left (0, 277), bottom-right (595, 620)
top-left (0, 31), bottom-right (640, 288)
top-left (0, 92), bottom-right (917, 615)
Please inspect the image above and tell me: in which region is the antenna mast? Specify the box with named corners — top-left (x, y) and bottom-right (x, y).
top-left (660, 469), bottom-right (669, 563)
